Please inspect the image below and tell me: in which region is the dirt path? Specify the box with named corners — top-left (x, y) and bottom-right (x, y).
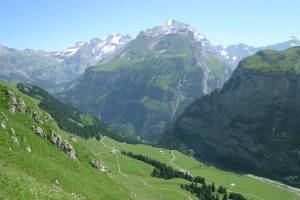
top-left (100, 137), bottom-right (193, 200)
top-left (169, 150), bottom-right (191, 174)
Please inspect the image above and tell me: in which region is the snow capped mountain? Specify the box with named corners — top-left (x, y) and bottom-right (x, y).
top-left (54, 42), bottom-right (86, 58)
top-left (217, 36), bottom-right (300, 66)
top-left (141, 19), bottom-right (208, 46)
top-left (54, 33), bottom-right (132, 64)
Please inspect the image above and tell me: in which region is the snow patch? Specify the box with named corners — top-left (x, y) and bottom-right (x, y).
top-left (220, 50), bottom-right (228, 56)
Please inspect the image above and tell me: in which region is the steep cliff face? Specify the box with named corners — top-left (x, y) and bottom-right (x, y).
top-left (61, 20), bottom-right (231, 139)
top-left (162, 47), bottom-right (300, 186)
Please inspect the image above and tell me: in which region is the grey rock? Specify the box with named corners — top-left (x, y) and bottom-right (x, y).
top-left (26, 145), bottom-right (32, 153)
top-left (9, 96), bottom-right (17, 105)
top-left (61, 140), bottom-right (76, 160)
top-left (32, 126), bottom-right (45, 137)
top-left (5, 89), bottom-right (13, 96)
top-left (49, 130), bottom-right (76, 160)
top-left (11, 135), bottom-right (19, 145)
top-left (17, 98), bottom-right (26, 113)
top-left (0, 121), bottom-right (6, 129)
top-left (91, 160), bottom-right (107, 172)
top-left (50, 130), bottom-right (63, 147)
top-left (31, 110), bottom-right (43, 124)
top-left (8, 104), bottom-right (16, 115)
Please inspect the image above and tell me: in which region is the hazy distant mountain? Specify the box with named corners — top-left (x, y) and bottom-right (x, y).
top-left (216, 36), bottom-right (300, 66)
top-left (0, 33), bottom-right (131, 90)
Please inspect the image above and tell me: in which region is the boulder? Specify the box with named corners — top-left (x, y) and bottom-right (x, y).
top-left (32, 126), bottom-right (46, 137)
top-left (61, 140), bottom-right (76, 160)
top-left (26, 145), bottom-right (32, 153)
top-left (8, 104), bottom-right (16, 115)
top-left (17, 98), bottom-right (26, 113)
top-left (0, 121), bottom-right (6, 129)
top-left (50, 130), bottom-right (63, 147)
top-left (11, 135), bottom-right (19, 145)
top-left (46, 113), bottom-right (53, 121)
top-left (91, 160), bottom-right (108, 172)
top-left (31, 110), bottom-right (43, 124)
top-left (9, 96), bottom-right (17, 105)
top-left (5, 89), bottom-right (13, 96)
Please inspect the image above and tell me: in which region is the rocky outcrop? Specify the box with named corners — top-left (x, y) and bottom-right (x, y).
top-left (16, 98), bottom-right (26, 113)
top-left (32, 126), bottom-right (46, 138)
top-left (10, 128), bottom-right (19, 145)
top-left (49, 130), bottom-right (76, 160)
top-left (91, 160), bottom-right (108, 172)
top-left (30, 110), bottom-right (43, 124)
top-left (1, 120), bottom-right (6, 129)
top-left (26, 145), bottom-right (32, 153)
top-left (60, 140), bottom-right (76, 160)
top-left (5, 89), bottom-right (26, 115)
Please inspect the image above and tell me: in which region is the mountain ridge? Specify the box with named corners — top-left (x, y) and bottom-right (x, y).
top-left (160, 47), bottom-right (300, 188)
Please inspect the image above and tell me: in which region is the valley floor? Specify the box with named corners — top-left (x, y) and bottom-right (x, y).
top-left (82, 136), bottom-right (300, 200)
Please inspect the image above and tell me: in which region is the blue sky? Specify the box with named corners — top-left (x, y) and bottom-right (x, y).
top-left (1, 0), bottom-right (299, 51)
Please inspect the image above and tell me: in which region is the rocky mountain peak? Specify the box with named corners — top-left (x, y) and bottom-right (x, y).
top-left (139, 19), bottom-right (207, 45)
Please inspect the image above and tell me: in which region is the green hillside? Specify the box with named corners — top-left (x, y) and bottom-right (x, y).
top-left (0, 81), bottom-right (133, 200)
top-left (0, 80), bottom-right (299, 200)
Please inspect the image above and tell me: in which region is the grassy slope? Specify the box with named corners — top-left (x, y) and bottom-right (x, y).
top-left (83, 136), bottom-right (300, 200)
top-left (0, 81), bottom-right (133, 200)
top-left (241, 47), bottom-right (300, 74)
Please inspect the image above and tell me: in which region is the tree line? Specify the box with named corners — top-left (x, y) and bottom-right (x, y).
top-left (121, 151), bottom-right (248, 200)
top-left (17, 83), bottom-right (139, 144)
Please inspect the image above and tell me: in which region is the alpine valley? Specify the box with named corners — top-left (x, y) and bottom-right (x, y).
top-left (1, 18), bottom-right (300, 200)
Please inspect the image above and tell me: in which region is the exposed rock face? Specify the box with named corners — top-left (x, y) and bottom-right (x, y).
top-left (50, 130), bottom-right (76, 160)
top-left (162, 47), bottom-right (300, 186)
top-left (5, 89), bottom-right (26, 115)
top-left (8, 105), bottom-right (16, 115)
top-left (10, 128), bottom-right (19, 145)
top-left (6, 89), bottom-right (17, 116)
top-left (91, 160), bottom-right (108, 172)
top-left (32, 126), bottom-right (46, 137)
top-left (30, 110), bottom-right (43, 124)
top-left (17, 98), bottom-right (26, 113)
top-left (26, 145), bottom-right (32, 153)
top-left (60, 140), bottom-right (76, 160)
top-left (0, 121), bottom-right (6, 129)
top-left (50, 130), bottom-right (63, 146)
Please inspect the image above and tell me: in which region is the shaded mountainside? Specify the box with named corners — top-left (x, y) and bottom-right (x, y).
top-left (0, 81), bottom-right (133, 199)
top-left (160, 47), bottom-right (300, 187)
top-left (61, 20), bottom-right (231, 140)
top-left (17, 83), bottom-right (139, 144)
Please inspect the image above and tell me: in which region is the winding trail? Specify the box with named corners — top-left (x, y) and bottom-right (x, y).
top-left (100, 136), bottom-right (193, 200)
top-left (169, 150), bottom-right (191, 174)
